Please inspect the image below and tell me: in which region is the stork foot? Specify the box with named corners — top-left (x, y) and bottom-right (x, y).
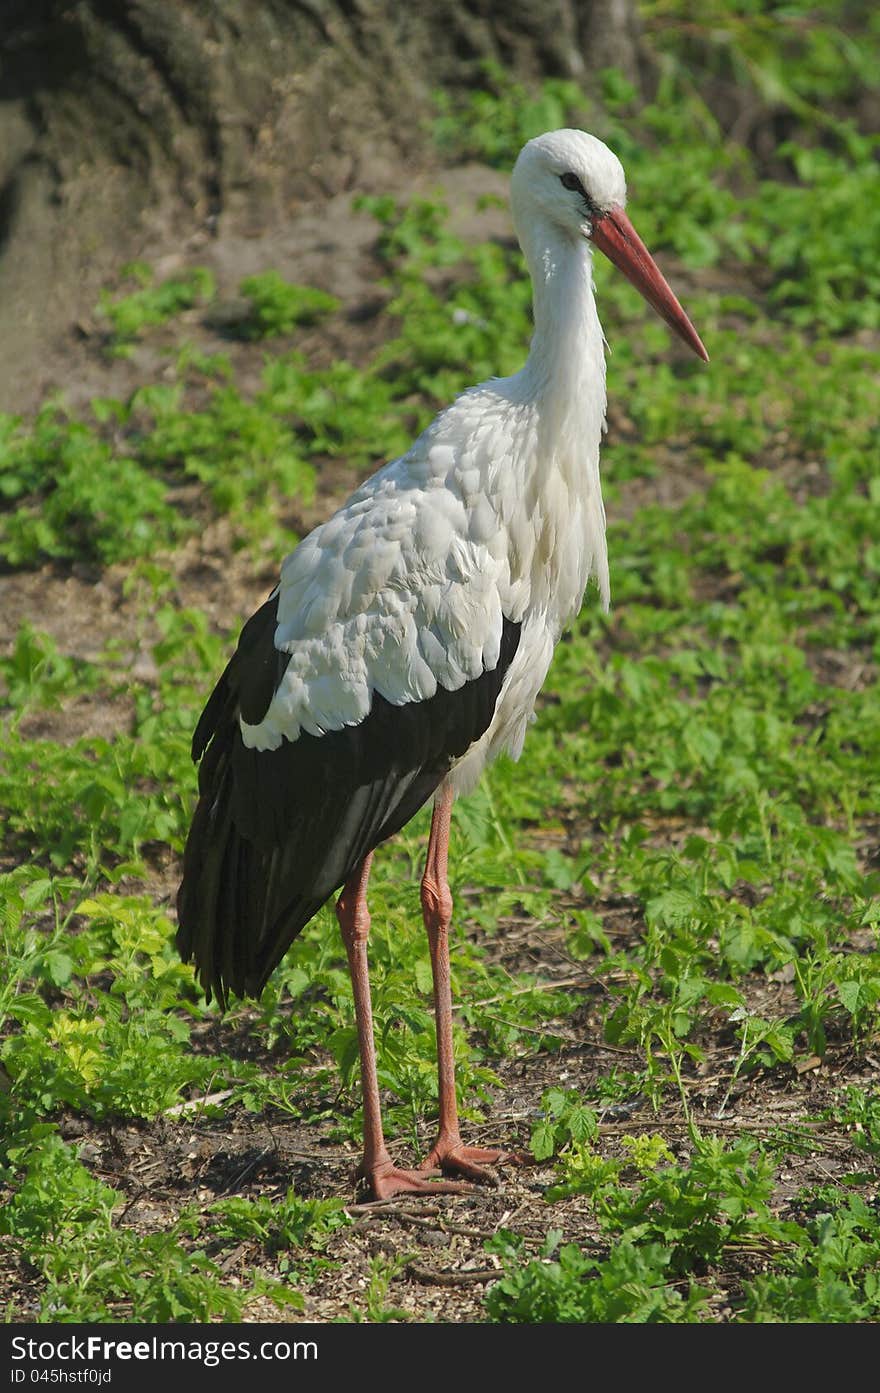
top-left (421, 1135), bottom-right (526, 1186)
top-left (358, 1156), bottom-right (471, 1201)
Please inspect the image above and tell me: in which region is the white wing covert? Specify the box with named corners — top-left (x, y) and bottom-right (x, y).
top-left (239, 452), bottom-right (508, 752)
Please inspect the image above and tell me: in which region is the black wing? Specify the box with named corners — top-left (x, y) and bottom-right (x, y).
top-left (176, 592), bottom-right (521, 1005)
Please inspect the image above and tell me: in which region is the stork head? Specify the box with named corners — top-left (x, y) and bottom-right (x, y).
top-left (511, 129), bottom-right (708, 362)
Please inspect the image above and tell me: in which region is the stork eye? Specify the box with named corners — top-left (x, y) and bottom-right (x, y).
top-left (560, 172), bottom-right (586, 195)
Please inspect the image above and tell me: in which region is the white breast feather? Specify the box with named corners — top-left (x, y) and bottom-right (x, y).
top-left (240, 380), bottom-right (607, 759)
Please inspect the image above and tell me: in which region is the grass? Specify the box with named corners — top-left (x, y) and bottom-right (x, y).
top-left (1, 2), bottom-right (878, 1322)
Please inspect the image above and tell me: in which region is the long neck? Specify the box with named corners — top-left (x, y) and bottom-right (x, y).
top-left (517, 216), bottom-right (607, 442)
top-left (504, 214), bottom-right (611, 612)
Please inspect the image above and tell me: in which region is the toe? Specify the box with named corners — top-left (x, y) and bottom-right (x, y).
top-left (360, 1163), bottom-right (472, 1201)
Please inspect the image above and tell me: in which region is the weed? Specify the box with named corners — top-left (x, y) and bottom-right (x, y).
top-left (0, 406), bottom-right (184, 567)
top-left (207, 1188), bottom-right (347, 1256)
top-left (236, 272), bottom-right (339, 338)
top-left (741, 1195), bottom-right (880, 1322)
top-left (530, 1087), bottom-right (598, 1161)
top-left (98, 264), bottom-right (216, 348)
top-left (485, 1231), bottom-right (711, 1322)
top-left (827, 1088), bottom-right (880, 1161)
top-left (348, 1254), bottom-right (413, 1323)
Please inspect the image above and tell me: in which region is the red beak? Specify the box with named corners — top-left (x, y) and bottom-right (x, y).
top-left (592, 205), bottom-right (709, 362)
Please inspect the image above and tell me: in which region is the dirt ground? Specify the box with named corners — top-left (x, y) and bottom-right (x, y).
top-left (3, 976), bottom-right (874, 1322)
top-left (2, 162), bottom-right (877, 1324)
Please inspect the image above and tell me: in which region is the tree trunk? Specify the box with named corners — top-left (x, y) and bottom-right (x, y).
top-left (0, 0), bottom-right (643, 411)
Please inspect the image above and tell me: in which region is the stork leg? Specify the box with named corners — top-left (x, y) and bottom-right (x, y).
top-left (419, 786), bottom-right (522, 1184)
top-left (337, 852), bottom-right (467, 1201)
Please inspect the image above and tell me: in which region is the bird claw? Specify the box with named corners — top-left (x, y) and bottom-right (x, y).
top-left (354, 1138), bottom-right (526, 1199)
top-left (357, 1159), bottom-right (473, 1201)
top-left (420, 1140), bottom-right (526, 1186)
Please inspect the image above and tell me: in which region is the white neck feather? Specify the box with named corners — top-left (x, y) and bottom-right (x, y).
top-left (505, 216), bottom-right (610, 611)
top-left (514, 215), bottom-right (607, 432)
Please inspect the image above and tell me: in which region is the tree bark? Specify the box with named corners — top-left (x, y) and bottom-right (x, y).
top-left (0, 0), bottom-right (643, 411)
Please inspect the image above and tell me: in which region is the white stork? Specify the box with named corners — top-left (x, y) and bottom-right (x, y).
top-left (177, 129), bottom-right (708, 1200)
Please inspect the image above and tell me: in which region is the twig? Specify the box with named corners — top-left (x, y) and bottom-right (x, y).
top-left (477, 1011), bottom-right (577, 1038)
top-left (461, 975), bottom-right (591, 1008)
top-left (407, 1263), bottom-right (498, 1287)
top-left (164, 1088), bottom-right (234, 1117)
top-left (349, 1207), bottom-right (504, 1241)
top-left (219, 1243), bottom-right (248, 1273)
top-left (216, 1145), bottom-right (275, 1197)
top-left (346, 1201), bottom-right (444, 1218)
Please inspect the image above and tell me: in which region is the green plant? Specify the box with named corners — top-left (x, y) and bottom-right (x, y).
top-left (348, 1254), bottom-right (413, 1323)
top-left (0, 407), bottom-right (185, 567)
top-left (530, 1088), bottom-right (598, 1161)
top-left (237, 272), bottom-right (339, 338)
top-left (98, 264), bottom-right (216, 347)
top-left (485, 1231), bottom-right (710, 1322)
top-left (741, 1195), bottom-right (880, 1322)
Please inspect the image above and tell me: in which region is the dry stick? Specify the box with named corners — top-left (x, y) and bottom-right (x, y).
top-left (349, 1207), bottom-right (501, 1241)
top-left (346, 1201), bottom-right (443, 1218)
top-left (477, 1010), bottom-right (579, 1039)
top-left (217, 1145), bottom-right (275, 1197)
top-left (532, 930), bottom-right (614, 984)
top-left (219, 1243), bottom-right (249, 1274)
top-left (597, 1118), bottom-right (856, 1147)
top-left (460, 974), bottom-right (594, 1009)
top-left (164, 1088), bottom-right (235, 1117)
top-left (407, 1264), bottom-right (499, 1287)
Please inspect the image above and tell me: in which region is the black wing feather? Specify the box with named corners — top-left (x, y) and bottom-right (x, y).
top-left (177, 595), bottom-right (521, 1005)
